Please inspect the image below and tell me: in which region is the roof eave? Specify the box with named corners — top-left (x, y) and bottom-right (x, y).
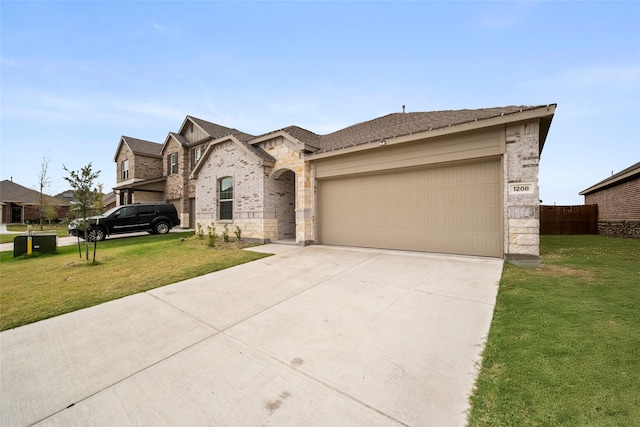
top-left (113, 138), bottom-right (126, 162)
top-left (307, 104), bottom-right (557, 161)
top-left (579, 167), bottom-right (640, 195)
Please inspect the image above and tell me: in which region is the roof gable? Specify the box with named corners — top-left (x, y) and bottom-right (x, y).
top-left (249, 126), bottom-right (321, 153)
top-left (184, 116), bottom-right (255, 142)
top-left (113, 136), bottom-right (162, 161)
top-left (190, 135), bottom-right (275, 179)
top-left (161, 132), bottom-right (189, 155)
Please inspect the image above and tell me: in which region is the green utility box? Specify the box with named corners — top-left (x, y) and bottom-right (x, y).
top-left (13, 234), bottom-right (58, 257)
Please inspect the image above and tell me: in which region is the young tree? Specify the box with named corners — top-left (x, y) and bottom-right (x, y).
top-left (63, 163), bottom-right (101, 261)
top-left (43, 205), bottom-right (58, 225)
top-left (37, 156), bottom-right (52, 231)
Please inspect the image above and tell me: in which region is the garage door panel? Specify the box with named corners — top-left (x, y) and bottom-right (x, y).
top-left (318, 160), bottom-right (502, 257)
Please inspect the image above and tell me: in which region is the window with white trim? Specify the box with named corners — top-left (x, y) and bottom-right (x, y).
top-left (121, 159), bottom-right (129, 180)
top-left (169, 153), bottom-right (178, 175)
top-left (191, 146), bottom-right (203, 170)
top-left (218, 177), bottom-right (233, 220)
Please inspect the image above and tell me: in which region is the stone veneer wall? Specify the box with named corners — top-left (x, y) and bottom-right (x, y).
top-left (503, 121), bottom-right (541, 257)
top-left (261, 137), bottom-right (314, 244)
top-left (597, 221), bottom-right (640, 239)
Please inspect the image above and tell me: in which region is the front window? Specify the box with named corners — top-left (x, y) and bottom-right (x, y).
top-left (219, 177), bottom-right (233, 220)
top-left (169, 153), bottom-right (178, 175)
top-left (191, 146), bottom-right (203, 170)
top-left (121, 159), bottom-right (129, 180)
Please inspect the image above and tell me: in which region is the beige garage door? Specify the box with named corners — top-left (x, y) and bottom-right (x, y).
top-left (317, 159), bottom-right (502, 257)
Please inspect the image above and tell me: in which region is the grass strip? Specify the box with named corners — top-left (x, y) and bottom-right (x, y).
top-left (468, 235), bottom-right (640, 426)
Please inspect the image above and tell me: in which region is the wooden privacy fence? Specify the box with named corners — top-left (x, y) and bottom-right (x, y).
top-left (540, 205), bottom-right (598, 235)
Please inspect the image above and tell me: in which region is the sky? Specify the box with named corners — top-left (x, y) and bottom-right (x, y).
top-left (1, 1), bottom-right (639, 205)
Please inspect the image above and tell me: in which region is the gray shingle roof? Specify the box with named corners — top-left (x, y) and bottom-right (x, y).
top-left (167, 132), bottom-right (189, 146)
top-left (244, 105), bottom-right (553, 154)
top-left (281, 126), bottom-right (322, 148)
top-left (1, 180), bottom-right (68, 205)
top-left (316, 105), bottom-right (547, 153)
top-left (243, 143), bottom-right (276, 164)
top-left (122, 136), bottom-right (162, 157)
top-left (188, 116), bottom-right (255, 143)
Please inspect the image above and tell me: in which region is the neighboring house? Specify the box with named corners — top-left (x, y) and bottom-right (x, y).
top-left (579, 161), bottom-right (640, 238)
top-left (0, 179), bottom-right (69, 223)
top-left (161, 116), bottom-right (257, 228)
top-left (113, 117), bottom-right (255, 228)
top-left (114, 104), bottom-right (556, 258)
top-left (102, 192), bottom-right (117, 210)
top-left (113, 136), bottom-right (165, 206)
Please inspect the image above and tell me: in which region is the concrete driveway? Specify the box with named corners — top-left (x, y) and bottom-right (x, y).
top-left (0, 244), bottom-right (503, 426)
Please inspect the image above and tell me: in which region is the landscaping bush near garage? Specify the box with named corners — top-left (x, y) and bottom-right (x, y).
top-left (0, 232), bottom-right (271, 331)
top-left (468, 235), bottom-right (640, 426)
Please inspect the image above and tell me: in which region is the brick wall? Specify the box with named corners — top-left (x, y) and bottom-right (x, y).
top-left (134, 155), bottom-right (163, 181)
top-left (163, 137), bottom-right (189, 225)
top-left (115, 145), bottom-right (133, 185)
top-left (115, 144), bottom-right (163, 184)
top-left (585, 177), bottom-right (640, 221)
top-left (195, 140), bottom-right (271, 239)
top-left (503, 121), bottom-right (541, 257)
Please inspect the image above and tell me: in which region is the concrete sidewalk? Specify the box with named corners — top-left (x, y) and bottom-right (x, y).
top-left (0, 244), bottom-right (503, 426)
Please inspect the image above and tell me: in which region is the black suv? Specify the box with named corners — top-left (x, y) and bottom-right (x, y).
top-left (68, 203), bottom-right (181, 241)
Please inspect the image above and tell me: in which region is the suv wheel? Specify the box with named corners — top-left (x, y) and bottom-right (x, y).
top-left (154, 221), bottom-right (170, 234)
top-left (88, 228), bottom-right (106, 242)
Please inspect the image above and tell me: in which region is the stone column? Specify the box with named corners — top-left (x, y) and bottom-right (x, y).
top-left (504, 121), bottom-right (542, 258)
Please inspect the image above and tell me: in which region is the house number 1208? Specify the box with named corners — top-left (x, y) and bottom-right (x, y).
top-left (509, 183), bottom-right (534, 194)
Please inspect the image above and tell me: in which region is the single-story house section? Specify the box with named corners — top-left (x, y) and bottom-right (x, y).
top-left (579, 161), bottom-right (640, 238)
top-left (192, 104), bottom-right (556, 259)
top-left (0, 179), bottom-right (70, 223)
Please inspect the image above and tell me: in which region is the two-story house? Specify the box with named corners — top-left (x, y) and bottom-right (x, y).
top-left (113, 116), bottom-right (246, 228)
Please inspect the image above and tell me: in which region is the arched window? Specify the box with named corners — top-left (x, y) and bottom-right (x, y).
top-left (218, 177), bottom-right (233, 220)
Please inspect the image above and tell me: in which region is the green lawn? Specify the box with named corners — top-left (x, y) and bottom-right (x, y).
top-left (0, 232), bottom-right (271, 331)
top-left (1, 224), bottom-right (69, 243)
top-left (468, 235), bottom-right (640, 426)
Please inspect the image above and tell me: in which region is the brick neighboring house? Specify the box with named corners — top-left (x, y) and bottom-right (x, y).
top-left (579, 161), bottom-right (640, 238)
top-left (161, 116), bottom-right (257, 228)
top-left (115, 104), bottom-right (556, 258)
top-left (113, 136), bottom-right (165, 206)
top-left (0, 179), bottom-right (69, 223)
top-left (113, 117), bottom-right (255, 228)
